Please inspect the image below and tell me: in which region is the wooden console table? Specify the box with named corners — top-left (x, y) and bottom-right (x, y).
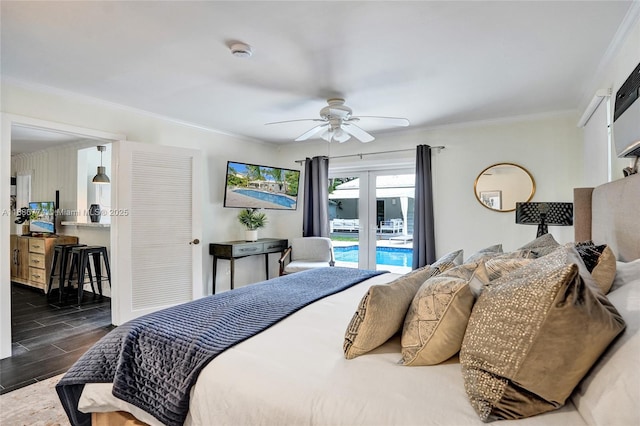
top-left (209, 238), bottom-right (288, 294)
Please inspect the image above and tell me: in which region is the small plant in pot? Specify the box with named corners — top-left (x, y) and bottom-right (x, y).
top-left (237, 208), bottom-right (267, 241)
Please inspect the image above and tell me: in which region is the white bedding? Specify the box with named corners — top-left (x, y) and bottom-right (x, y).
top-left (79, 272), bottom-right (589, 426)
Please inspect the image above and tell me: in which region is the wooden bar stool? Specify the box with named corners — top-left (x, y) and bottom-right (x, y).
top-left (68, 246), bottom-right (111, 305)
top-left (47, 243), bottom-right (86, 302)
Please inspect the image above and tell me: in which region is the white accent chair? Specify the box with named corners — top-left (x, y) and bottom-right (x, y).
top-left (278, 237), bottom-right (335, 276)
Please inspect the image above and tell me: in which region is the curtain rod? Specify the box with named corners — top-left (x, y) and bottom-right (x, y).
top-left (294, 146), bottom-right (445, 165)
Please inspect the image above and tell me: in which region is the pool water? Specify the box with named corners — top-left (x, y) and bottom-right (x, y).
top-left (233, 189), bottom-right (296, 208)
top-left (334, 245), bottom-right (413, 268)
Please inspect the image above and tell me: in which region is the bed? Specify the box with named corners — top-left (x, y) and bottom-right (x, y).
top-left (58, 174), bottom-right (640, 426)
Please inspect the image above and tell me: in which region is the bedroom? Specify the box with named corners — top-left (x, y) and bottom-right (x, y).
top-left (1, 1), bottom-right (639, 424)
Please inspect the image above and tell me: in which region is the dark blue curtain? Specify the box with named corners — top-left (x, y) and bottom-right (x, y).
top-left (303, 156), bottom-right (330, 237)
top-left (412, 145), bottom-right (436, 268)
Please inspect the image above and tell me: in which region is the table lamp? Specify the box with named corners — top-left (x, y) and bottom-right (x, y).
top-left (515, 202), bottom-right (573, 237)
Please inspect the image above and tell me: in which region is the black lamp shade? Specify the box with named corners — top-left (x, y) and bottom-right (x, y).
top-left (516, 202), bottom-right (573, 237)
top-left (515, 202), bottom-right (574, 226)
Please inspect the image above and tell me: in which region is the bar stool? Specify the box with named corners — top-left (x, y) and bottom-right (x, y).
top-left (67, 246), bottom-right (111, 305)
top-left (47, 243), bottom-right (87, 302)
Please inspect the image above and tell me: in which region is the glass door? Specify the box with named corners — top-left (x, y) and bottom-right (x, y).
top-left (328, 169), bottom-right (414, 273)
top-left (328, 174), bottom-right (363, 269)
top-left (372, 172), bottom-right (415, 273)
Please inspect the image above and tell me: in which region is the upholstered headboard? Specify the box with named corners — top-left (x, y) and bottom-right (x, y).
top-left (574, 173), bottom-right (640, 262)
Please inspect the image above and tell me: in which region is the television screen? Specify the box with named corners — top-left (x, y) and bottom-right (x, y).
top-left (29, 201), bottom-right (56, 233)
top-left (224, 161), bottom-right (300, 210)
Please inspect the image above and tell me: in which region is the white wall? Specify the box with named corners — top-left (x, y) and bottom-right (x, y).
top-left (582, 12), bottom-right (640, 185)
top-left (278, 113), bottom-right (582, 257)
top-left (1, 82), bottom-right (293, 299)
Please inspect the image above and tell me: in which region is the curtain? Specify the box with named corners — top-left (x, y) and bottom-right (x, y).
top-left (303, 156), bottom-right (330, 237)
top-left (412, 145), bottom-right (436, 268)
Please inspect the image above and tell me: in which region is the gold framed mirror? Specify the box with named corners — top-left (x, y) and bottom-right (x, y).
top-left (474, 163), bottom-right (535, 212)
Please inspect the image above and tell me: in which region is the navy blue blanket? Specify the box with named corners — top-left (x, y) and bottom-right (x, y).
top-left (57, 267), bottom-right (383, 426)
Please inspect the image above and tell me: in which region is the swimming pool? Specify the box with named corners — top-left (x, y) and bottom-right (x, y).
top-left (233, 189), bottom-right (297, 208)
top-left (334, 245), bottom-right (413, 268)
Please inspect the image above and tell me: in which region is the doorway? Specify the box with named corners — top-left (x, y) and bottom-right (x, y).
top-left (1, 114), bottom-right (124, 360)
top-left (328, 169), bottom-right (415, 273)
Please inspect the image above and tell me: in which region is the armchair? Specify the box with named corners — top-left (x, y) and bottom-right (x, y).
top-left (279, 237), bottom-right (335, 276)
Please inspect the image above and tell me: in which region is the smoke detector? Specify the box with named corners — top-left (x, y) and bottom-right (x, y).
top-left (230, 42), bottom-right (252, 58)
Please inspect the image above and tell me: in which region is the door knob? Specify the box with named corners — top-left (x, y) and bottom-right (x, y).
top-left (190, 239), bottom-right (200, 245)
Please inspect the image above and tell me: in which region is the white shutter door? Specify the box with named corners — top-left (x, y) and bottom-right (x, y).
top-left (111, 141), bottom-right (202, 324)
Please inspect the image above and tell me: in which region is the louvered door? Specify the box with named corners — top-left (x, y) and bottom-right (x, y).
top-left (111, 141), bottom-right (202, 324)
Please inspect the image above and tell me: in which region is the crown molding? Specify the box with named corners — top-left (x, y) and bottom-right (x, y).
top-left (577, 0), bottom-right (640, 111)
top-left (2, 77), bottom-right (269, 146)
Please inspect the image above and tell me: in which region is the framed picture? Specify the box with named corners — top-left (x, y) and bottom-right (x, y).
top-left (480, 190), bottom-right (502, 210)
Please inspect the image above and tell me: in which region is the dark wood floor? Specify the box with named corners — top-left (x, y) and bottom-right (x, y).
top-left (0, 283), bottom-right (113, 394)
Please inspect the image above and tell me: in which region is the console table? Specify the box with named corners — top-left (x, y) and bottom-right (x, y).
top-left (209, 238), bottom-right (288, 293)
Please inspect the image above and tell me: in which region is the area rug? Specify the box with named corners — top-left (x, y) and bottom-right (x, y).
top-left (0, 374), bottom-right (69, 426)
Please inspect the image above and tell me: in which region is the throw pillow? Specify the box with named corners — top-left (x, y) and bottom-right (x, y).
top-left (465, 244), bottom-right (503, 263)
top-left (574, 241), bottom-right (616, 294)
top-left (517, 233), bottom-right (560, 257)
top-left (460, 246), bottom-right (626, 422)
top-left (343, 249), bottom-right (463, 359)
top-left (469, 252), bottom-right (536, 298)
top-left (483, 255), bottom-right (534, 281)
top-left (400, 261), bottom-right (480, 366)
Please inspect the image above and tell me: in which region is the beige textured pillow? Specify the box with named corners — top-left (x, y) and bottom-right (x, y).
top-left (591, 245), bottom-right (616, 293)
top-left (400, 261), bottom-right (480, 366)
top-left (469, 255), bottom-right (534, 298)
top-left (343, 249), bottom-right (463, 359)
top-left (483, 255), bottom-right (534, 281)
top-left (460, 246), bottom-right (626, 422)
top-left (573, 242), bottom-right (617, 294)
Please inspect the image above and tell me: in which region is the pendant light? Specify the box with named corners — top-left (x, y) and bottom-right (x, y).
top-left (92, 145), bottom-right (110, 184)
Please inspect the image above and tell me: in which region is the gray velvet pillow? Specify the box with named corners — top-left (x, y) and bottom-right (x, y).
top-left (460, 246), bottom-right (626, 421)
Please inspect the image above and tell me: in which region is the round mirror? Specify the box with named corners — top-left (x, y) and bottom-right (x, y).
top-left (474, 163), bottom-right (535, 212)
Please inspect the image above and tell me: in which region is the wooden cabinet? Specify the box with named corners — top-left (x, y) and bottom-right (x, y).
top-left (10, 235), bottom-right (79, 292)
top-left (10, 235), bottom-right (29, 283)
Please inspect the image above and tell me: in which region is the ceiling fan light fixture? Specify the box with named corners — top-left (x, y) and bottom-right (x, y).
top-left (267, 98), bottom-right (408, 144)
top-left (333, 128), bottom-right (351, 143)
top-left (230, 42), bottom-right (252, 58)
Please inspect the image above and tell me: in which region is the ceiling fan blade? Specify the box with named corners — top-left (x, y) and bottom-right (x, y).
top-left (342, 123), bottom-right (375, 143)
top-left (295, 123), bottom-right (329, 141)
top-left (349, 116), bottom-right (410, 127)
top-left (265, 118), bottom-right (325, 126)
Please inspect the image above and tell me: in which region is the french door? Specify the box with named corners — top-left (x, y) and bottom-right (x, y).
top-left (329, 169), bottom-right (414, 273)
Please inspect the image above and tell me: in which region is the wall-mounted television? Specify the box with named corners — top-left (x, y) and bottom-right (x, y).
top-left (29, 201), bottom-right (56, 234)
top-left (224, 161), bottom-right (300, 210)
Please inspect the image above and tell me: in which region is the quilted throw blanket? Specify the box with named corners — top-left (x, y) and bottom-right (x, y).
top-left (57, 267), bottom-right (383, 426)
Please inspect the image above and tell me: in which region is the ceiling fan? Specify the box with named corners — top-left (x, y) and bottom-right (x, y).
top-left (265, 98), bottom-right (410, 143)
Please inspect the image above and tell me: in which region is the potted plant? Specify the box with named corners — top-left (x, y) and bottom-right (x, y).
top-left (237, 208), bottom-right (267, 241)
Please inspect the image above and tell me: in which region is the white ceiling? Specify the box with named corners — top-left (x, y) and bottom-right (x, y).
top-left (1, 1), bottom-right (636, 147)
top-left (10, 126), bottom-right (89, 155)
